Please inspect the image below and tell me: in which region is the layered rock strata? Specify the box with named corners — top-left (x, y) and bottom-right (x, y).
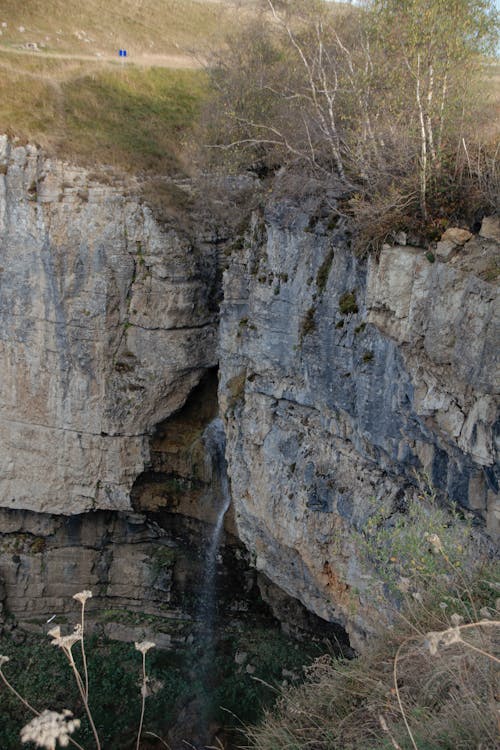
top-left (219, 195), bottom-right (499, 648)
top-left (0, 136), bottom-right (218, 514)
top-left (0, 506), bottom-right (258, 647)
top-left (0, 136), bottom-right (498, 651)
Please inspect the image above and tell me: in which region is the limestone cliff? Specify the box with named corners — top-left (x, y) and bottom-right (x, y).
top-left (218, 192), bottom-right (499, 647)
top-left (0, 137), bottom-right (218, 514)
top-left (0, 138), bottom-right (498, 651)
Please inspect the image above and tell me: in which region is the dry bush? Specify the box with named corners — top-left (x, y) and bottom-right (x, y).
top-left (202, 0), bottom-right (500, 252)
top-left (246, 562), bottom-right (500, 750)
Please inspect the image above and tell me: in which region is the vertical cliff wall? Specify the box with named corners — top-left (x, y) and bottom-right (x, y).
top-left (0, 137), bottom-right (498, 651)
top-left (218, 193), bottom-right (499, 647)
top-left (0, 137), bottom-right (218, 514)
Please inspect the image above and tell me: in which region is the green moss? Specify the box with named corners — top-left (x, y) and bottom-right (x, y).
top-left (135, 240), bottom-right (146, 266)
top-left (483, 264), bottom-right (500, 282)
top-left (335, 320), bottom-right (344, 329)
top-left (305, 212), bottom-right (321, 232)
top-left (362, 350), bottom-right (374, 363)
top-left (354, 322), bottom-right (366, 335)
top-left (229, 236), bottom-right (245, 255)
top-left (339, 291), bottom-right (358, 315)
top-left (209, 627), bottom-right (321, 727)
top-left (29, 537), bottom-right (46, 554)
top-left (151, 545), bottom-right (177, 572)
top-left (316, 247), bottom-right (335, 294)
top-left (114, 359), bottom-right (134, 373)
top-left (300, 306), bottom-right (316, 341)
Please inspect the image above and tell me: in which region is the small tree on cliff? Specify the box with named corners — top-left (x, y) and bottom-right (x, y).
top-left (372, 0), bottom-right (499, 218)
top-left (204, 0), bottom-right (499, 242)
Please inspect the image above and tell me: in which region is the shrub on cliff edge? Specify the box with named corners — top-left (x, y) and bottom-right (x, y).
top-left (203, 0), bottom-right (500, 253)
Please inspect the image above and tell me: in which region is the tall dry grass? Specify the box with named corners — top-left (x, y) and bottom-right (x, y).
top-left (246, 538), bottom-right (500, 750)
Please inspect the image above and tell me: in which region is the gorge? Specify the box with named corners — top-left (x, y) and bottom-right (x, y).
top-left (0, 134), bottom-right (498, 746)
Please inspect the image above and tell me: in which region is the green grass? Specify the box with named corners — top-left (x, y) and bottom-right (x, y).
top-left (0, 0), bottom-right (247, 173)
top-left (0, 52), bottom-right (208, 173)
top-left (61, 66), bottom-right (208, 173)
top-left (0, 632), bottom-right (171, 746)
top-left (244, 493), bottom-right (499, 750)
top-left (246, 558), bottom-right (500, 750)
top-left (0, 624), bottom-right (320, 749)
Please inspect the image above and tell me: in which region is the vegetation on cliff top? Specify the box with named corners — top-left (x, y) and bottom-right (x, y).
top-left (0, 57), bottom-right (207, 174)
top-left (0, 0), bottom-right (238, 173)
top-left (1, 0), bottom-right (498, 236)
top-left (0, 0), bottom-right (230, 58)
top-left (204, 0), bottom-right (500, 250)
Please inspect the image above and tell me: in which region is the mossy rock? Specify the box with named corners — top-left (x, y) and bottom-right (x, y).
top-left (316, 248), bottom-right (334, 294)
top-left (339, 291), bottom-right (358, 315)
top-left (300, 306), bottom-right (316, 341)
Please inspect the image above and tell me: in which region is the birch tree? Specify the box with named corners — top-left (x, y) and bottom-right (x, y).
top-left (204, 0), bottom-right (498, 227)
top-left (372, 0), bottom-right (499, 216)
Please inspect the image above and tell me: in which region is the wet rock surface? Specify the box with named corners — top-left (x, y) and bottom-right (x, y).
top-left (0, 507), bottom-right (261, 645)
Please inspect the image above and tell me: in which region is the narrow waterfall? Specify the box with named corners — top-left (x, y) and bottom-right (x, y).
top-left (184, 418), bottom-right (232, 747)
top-left (199, 417), bottom-right (232, 639)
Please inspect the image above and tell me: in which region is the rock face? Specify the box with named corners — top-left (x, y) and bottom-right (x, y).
top-left (0, 136), bottom-right (498, 652)
top-left (218, 196), bottom-right (499, 648)
top-left (0, 137), bottom-right (218, 514)
top-left (0, 506), bottom-right (266, 649)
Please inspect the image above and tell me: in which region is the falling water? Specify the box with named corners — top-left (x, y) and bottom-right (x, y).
top-left (198, 417), bottom-right (231, 643)
top-left (185, 418), bottom-right (232, 747)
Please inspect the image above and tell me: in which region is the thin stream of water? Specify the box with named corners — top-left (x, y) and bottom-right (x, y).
top-left (198, 416), bottom-right (231, 644)
top-left (187, 418), bottom-right (232, 747)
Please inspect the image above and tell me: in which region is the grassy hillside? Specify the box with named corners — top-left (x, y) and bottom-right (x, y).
top-left (0, 0), bottom-right (247, 173)
top-left (0, 53), bottom-right (207, 173)
top-left (0, 0), bottom-right (229, 57)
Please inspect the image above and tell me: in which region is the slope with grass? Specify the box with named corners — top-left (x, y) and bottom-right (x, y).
top-left (0, 53), bottom-right (208, 173)
top-left (0, 0), bottom-right (229, 58)
top-left (0, 0), bottom-right (250, 173)
top-left (247, 553), bottom-right (500, 750)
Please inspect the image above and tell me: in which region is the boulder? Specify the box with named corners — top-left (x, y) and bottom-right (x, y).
top-left (480, 215), bottom-right (500, 242)
top-left (441, 227), bottom-right (472, 245)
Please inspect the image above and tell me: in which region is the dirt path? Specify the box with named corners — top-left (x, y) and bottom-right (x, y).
top-left (0, 45), bottom-right (203, 69)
